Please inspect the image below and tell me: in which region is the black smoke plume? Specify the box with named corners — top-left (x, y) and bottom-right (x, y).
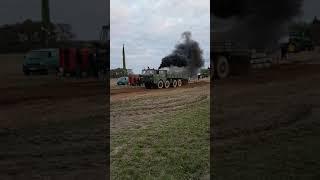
top-left (159, 31), bottom-right (204, 76)
top-left (213, 0), bottom-right (304, 49)
top-left (160, 54), bottom-right (188, 67)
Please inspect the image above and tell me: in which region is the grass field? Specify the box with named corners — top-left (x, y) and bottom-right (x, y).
top-left (111, 80), bottom-right (210, 179)
top-left (112, 100), bottom-right (209, 179)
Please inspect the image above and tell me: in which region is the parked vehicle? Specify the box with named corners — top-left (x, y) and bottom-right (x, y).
top-left (23, 46), bottom-right (107, 79)
top-left (23, 48), bottom-right (59, 75)
top-left (128, 74), bottom-right (142, 86)
top-left (117, 76), bottom-right (129, 85)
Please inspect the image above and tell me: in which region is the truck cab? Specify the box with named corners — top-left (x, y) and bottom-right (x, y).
top-left (141, 69), bottom-right (167, 81)
top-left (23, 49), bottom-right (59, 75)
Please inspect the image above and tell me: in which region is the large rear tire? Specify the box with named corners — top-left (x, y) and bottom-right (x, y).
top-left (164, 80), bottom-right (170, 88)
top-left (177, 79), bottom-right (182, 87)
top-left (157, 80), bottom-right (164, 89)
top-left (214, 56), bottom-right (230, 79)
top-left (172, 80), bottom-right (177, 88)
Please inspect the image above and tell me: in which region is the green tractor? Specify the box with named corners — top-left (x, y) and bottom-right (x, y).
top-left (140, 69), bottom-right (189, 89)
top-left (287, 32), bottom-right (315, 53)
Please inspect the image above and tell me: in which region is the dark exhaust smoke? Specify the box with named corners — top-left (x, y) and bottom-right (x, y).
top-left (213, 0), bottom-right (304, 49)
top-left (159, 31), bottom-right (204, 76)
top-left (160, 54), bottom-right (188, 67)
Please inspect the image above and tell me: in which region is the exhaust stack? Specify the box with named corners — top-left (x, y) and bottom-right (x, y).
top-left (122, 44), bottom-right (126, 70)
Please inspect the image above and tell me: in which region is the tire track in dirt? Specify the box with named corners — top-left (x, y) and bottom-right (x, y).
top-left (110, 80), bottom-right (209, 98)
top-left (0, 81), bottom-right (106, 107)
top-left (213, 63), bottom-right (320, 144)
top-left (213, 104), bottom-right (314, 143)
top-left (111, 83), bottom-right (210, 133)
top-left (111, 96), bottom-right (208, 121)
top-left (111, 95), bottom-right (208, 114)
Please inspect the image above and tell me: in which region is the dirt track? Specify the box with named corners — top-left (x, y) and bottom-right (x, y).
top-left (110, 79), bottom-right (210, 133)
top-left (213, 52), bottom-right (320, 178)
top-left (0, 55), bottom-right (107, 179)
top-left (214, 63), bottom-right (320, 141)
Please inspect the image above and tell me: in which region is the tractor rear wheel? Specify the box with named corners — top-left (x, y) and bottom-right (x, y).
top-left (164, 80), bottom-right (170, 88)
top-left (172, 80), bottom-right (177, 88)
top-left (177, 79), bottom-right (182, 87)
top-left (157, 80), bottom-right (164, 89)
top-left (214, 56), bottom-right (230, 79)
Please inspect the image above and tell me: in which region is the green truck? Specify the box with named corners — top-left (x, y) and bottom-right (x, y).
top-left (140, 68), bottom-right (189, 89)
top-left (23, 48), bottom-right (59, 75)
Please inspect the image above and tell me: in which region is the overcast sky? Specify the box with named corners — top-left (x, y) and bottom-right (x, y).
top-left (110, 0), bottom-right (210, 73)
top-left (301, 0), bottom-right (320, 20)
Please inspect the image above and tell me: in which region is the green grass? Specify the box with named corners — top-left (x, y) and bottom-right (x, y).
top-left (111, 100), bottom-right (210, 180)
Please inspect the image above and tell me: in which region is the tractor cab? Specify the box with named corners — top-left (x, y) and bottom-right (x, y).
top-left (141, 69), bottom-right (167, 75)
top-left (142, 69), bottom-right (156, 75)
top-left (140, 68), bottom-right (168, 85)
top-left (141, 68), bottom-right (167, 76)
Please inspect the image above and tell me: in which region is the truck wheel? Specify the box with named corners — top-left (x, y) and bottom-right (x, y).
top-left (215, 56), bottom-right (230, 79)
top-left (164, 80), bottom-right (170, 88)
top-left (157, 80), bottom-right (164, 89)
top-left (177, 79), bottom-right (182, 87)
top-left (172, 80), bottom-right (177, 88)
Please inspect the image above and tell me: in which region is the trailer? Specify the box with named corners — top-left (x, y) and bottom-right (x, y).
top-left (58, 46), bottom-right (107, 78)
top-left (140, 68), bottom-right (189, 89)
top-left (128, 74), bottom-right (142, 86)
top-left (212, 41), bottom-right (272, 79)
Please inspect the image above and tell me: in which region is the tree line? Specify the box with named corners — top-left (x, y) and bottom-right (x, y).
top-left (0, 19), bottom-right (75, 53)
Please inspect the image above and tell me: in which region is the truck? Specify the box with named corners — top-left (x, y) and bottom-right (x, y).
top-left (212, 41), bottom-right (273, 79)
top-left (23, 47), bottom-right (106, 78)
top-left (23, 48), bottom-right (59, 75)
top-left (140, 68), bottom-right (189, 89)
top-left (128, 74), bottom-right (142, 86)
